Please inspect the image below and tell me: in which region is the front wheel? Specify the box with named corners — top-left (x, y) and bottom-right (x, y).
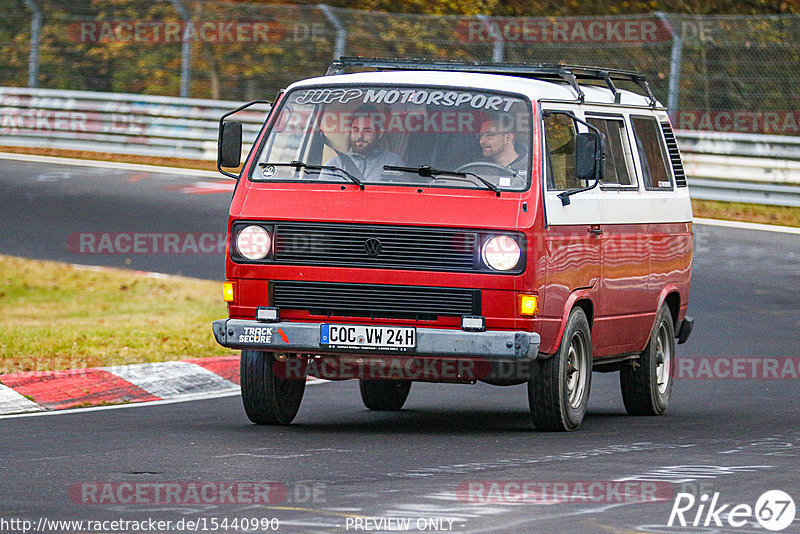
top-left (240, 350), bottom-right (306, 425)
top-left (528, 308), bottom-right (592, 431)
top-left (620, 306), bottom-right (675, 415)
top-left (359, 379), bottom-right (411, 411)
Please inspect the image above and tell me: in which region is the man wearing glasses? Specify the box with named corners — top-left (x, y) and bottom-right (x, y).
top-left (478, 114), bottom-right (528, 174)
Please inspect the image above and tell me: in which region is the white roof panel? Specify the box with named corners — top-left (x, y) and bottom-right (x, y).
top-left (286, 70), bottom-right (658, 108)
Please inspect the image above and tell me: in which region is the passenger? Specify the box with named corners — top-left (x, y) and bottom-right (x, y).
top-left (323, 106), bottom-right (403, 181)
top-left (478, 115), bottom-right (528, 174)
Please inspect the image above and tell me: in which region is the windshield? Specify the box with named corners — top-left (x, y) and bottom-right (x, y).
top-left (253, 85), bottom-right (532, 192)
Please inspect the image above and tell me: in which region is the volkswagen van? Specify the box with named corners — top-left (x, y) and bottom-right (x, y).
top-left (212, 58), bottom-right (694, 431)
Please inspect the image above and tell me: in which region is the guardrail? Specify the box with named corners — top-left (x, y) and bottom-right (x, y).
top-left (2, 87), bottom-right (800, 206)
top-left (0, 87), bottom-right (269, 160)
top-left (677, 130), bottom-right (800, 206)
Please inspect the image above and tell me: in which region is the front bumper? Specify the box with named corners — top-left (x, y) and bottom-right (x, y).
top-left (212, 319), bottom-right (540, 360)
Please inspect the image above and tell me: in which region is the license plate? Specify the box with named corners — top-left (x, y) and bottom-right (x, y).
top-left (320, 324), bottom-right (416, 352)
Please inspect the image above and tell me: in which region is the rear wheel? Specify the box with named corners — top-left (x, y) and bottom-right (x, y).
top-left (240, 350), bottom-right (306, 425)
top-left (359, 379), bottom-right (412, 411)
top-left (620, 306), bottom-right (675, 415)
top-left (528, 308), bottom-right (592, 431)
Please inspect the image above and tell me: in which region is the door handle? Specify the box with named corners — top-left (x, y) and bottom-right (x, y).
top-left (588, 225), bottom-right (603, 236)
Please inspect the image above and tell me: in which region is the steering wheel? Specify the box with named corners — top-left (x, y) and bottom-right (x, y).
top-left (453, 161), bottom-right (524, 187)
top-left (454, 161), bottom-right (512, 175)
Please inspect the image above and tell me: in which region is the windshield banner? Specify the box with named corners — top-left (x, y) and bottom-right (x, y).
top-left (293, 88), bottom-right (519, 112)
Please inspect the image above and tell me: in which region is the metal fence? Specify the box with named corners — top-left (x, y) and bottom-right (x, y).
top-left (0, 86), bottom-right (268, 160)
top-left (2, 86), bottom-right (799, 206)
top-left (3, 3), bottom-right (800, 137)
top-left (680, 133), bottom-right (800, 206)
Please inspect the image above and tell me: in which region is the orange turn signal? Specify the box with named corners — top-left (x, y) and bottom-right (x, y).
top-left (519, 294), bottom-right (538, 316)
top-left (222, 281), bottom-right (236, 303)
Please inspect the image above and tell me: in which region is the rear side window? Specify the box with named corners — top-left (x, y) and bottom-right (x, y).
top-left (631, 116), bottom-right (673, 190)
top-left (544, 112), bottom-right (578, 191)
top-left (587, 117), bottom-right (635, 187)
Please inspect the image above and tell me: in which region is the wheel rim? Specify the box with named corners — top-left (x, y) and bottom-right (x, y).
top-left (655, 322), bottom-right (672, 395)
top-left (565, 331), bottom-right (588, 409)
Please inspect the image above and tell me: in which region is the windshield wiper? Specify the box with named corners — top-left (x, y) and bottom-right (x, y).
top-left (259, 161), bottom-right (364, 190)
top-left (383, 165), bottom-right (500, 197)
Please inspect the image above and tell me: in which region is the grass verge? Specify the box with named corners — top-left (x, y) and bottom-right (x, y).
top-left (691, 199), bottom-right (800, 228)
top-left (0, 255), bottom-right (235, 374)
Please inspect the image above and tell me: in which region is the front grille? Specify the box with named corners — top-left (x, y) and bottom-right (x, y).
top-left (272, 281), bottom-right (480, 320)
top-left (273, 222), bottom-right (479, 272)
top-left (661, 123), bottom-right (687, 187)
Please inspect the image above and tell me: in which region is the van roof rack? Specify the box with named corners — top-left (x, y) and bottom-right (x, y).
top-left (326, 56), bottom-right (657, 107)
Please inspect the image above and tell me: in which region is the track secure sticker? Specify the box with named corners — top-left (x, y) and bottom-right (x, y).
top-left (238, 327), bottom-right (273, 344)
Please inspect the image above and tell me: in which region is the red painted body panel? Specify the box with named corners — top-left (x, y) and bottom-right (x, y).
top-left (595, 222), bottom-right (654, 356)
top-left (537, 221), bottom-right (692, 356)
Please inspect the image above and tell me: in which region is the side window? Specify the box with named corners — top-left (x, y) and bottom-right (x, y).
top-left (631, 116), bottom-right (673, 190)
top-left (544, 112), bottom-right (578, 191)
top-left (587, 117), bottom-right (635, 187)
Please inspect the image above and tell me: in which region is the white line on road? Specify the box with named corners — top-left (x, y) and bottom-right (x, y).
top-left (0, 378), bottom-right (329, 420)
top-left (0, 389), bottom-right (241, 420)
top-left (0, 152), bottom-right (227, 179)
top-left (694, 217), bottom-right (800, 235)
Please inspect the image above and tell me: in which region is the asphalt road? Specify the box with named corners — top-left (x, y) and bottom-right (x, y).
top-left (1, 157), bottom-right (799, 534)
top-left (0, 157), bottom-right (231, 279)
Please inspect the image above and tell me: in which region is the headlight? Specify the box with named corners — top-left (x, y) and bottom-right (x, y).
top-left (482, 235), bottom-right (521, 271)
top-left (236, 225), bottom-right (271, 260)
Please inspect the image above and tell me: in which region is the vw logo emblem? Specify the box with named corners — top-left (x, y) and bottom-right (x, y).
top-left (261, 165), bottom-right (276, 178)
top-left (364, 237), bottom-right (382, 257)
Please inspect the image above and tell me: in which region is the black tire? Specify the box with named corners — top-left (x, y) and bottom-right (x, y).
top-left (528, 308), bottom-right (592, 431)
top-left (359, 379), bottom-right (412, 411)
top-left (240, 350), bottom-right (306, 425)
top-left (620, 306), bottom-right (675, 415)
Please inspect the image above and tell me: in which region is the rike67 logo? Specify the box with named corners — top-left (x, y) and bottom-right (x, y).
top-left (668, 490), bottom-right (796, 531)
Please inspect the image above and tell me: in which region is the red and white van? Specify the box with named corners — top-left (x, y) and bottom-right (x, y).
top-left (212, 58), bottom-right (694, 431)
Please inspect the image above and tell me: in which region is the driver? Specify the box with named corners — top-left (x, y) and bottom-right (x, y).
top-left (323, 106), bottom-right (403, 181)
top-left (478, 114), bottom-right (528, 174)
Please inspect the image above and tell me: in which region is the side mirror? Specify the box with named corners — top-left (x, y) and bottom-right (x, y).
top-left (218, 121), bottom-right (243, 168)
top-left (575, 132), bottom-right (604, 181)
